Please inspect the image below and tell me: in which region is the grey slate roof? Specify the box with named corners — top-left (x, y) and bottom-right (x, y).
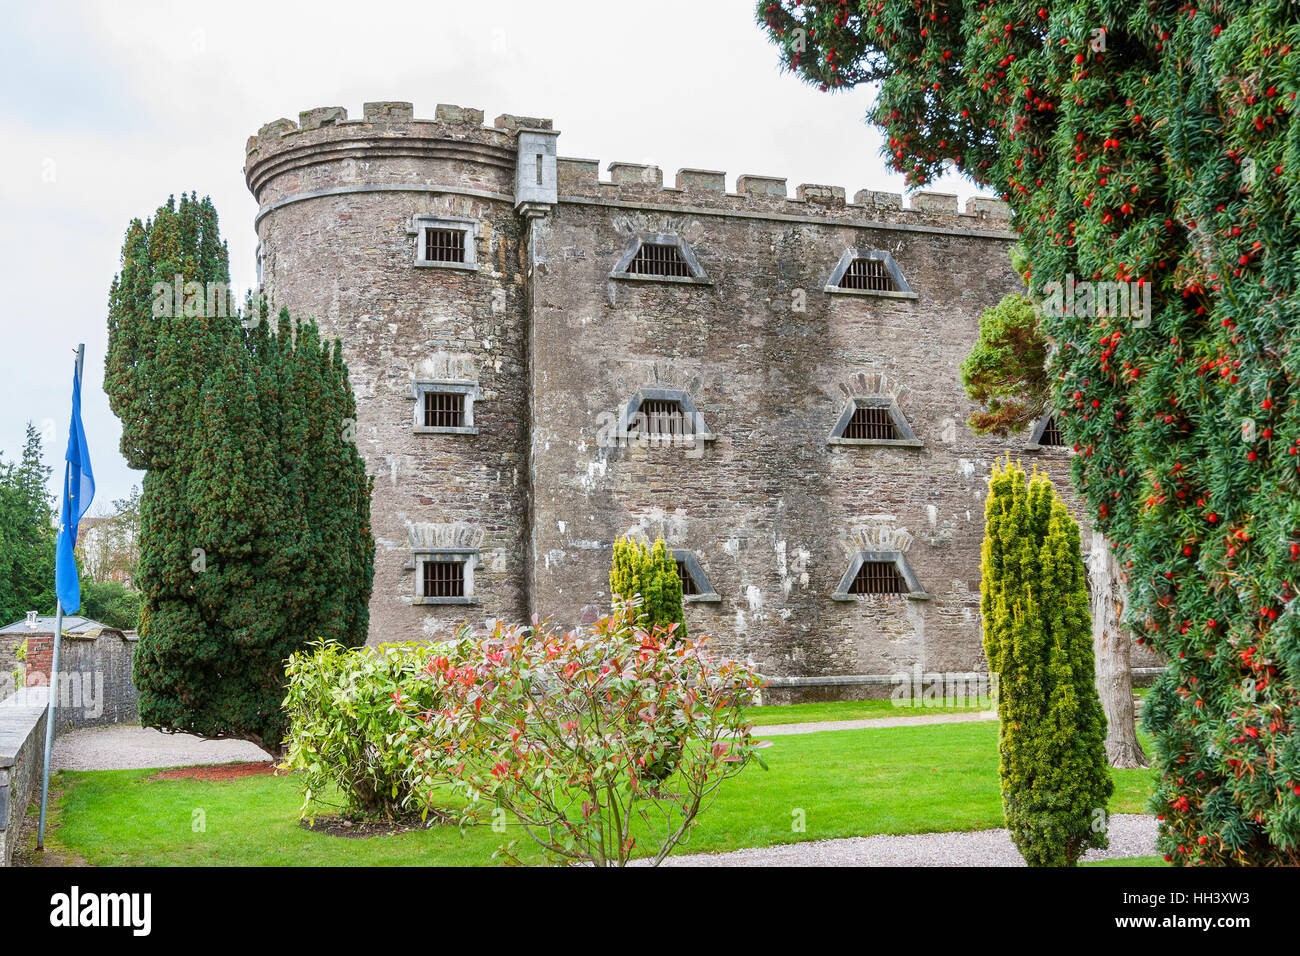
top-left (0, 616), bottom-right (108, 636)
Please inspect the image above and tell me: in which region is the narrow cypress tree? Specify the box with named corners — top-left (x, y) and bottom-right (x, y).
top-left (609, 536), bottom-right (686, 641)
top-left (107, 196), bottom-right (373, 754)
top-left (0, 423), bottom-right (57, 622)
top-left (981, 460), bottom-right (1112, 866)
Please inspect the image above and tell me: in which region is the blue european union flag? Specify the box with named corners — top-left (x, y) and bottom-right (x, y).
top-left (55, 355), bottom-right (95, 614)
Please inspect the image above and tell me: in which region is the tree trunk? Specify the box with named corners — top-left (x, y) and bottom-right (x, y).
top-left (1088, 529), bottom-right (1149, 769)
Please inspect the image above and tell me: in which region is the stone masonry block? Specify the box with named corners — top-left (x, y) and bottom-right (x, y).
top-left (364, 101), bottom-right (415, 122)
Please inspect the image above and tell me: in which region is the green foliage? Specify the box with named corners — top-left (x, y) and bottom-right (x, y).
top-left (282, 640), bottom-right (461, 822)
top-left (9, 638), bottom-right (27, 696)
top-left (609, 536), bottom-right (686, 641)
top-left (961, 294), bottom-right (1049, 436)
top-left (412, 607), bottom-right (765, 866)
top-left (76, 486), bottom-right (141, 587)
top-left (106, 195), bottom-right (375, 755)
top-left (78, 580), bottom-right (142, 632)
top-left (981, 460), bottom-right (1112, 866)
top-left (757, 0), bottom-right (1300, 866)
top-left (0, 423), bottom-right (56, 624)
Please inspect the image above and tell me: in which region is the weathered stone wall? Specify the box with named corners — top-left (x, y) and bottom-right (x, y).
top-left (247, 101), bottom-right (1156, 697)
top-left (0, 687), bottom-right (47, 866)
top-left (24, 631), bottom-right (138, 734)
top-left (528, 178), bottom-right (1023, 691)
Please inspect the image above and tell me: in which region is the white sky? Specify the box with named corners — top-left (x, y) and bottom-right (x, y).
top-left (0, 0), bottom-right (989, 509)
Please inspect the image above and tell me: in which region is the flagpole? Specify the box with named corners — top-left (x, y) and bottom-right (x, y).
top-left (36, 601), bottom-right (63, 849)
top-left (37, 343), bottom-right (83, 850)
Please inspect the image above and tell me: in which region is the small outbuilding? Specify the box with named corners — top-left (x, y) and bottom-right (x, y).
top-left (0, 613), bottom-right (138, 734)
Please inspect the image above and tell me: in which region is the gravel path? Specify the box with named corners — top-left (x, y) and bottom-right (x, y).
top-left (53, 724), bottom-right (270, 771)
top-left (756, 710), bottom-right (996, 736)
top-left (649, 814), bottom-right (1158, 866)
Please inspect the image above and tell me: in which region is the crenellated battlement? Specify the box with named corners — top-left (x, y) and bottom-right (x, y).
top-left (245, 101), bottom-right (1013, 233)
top-left (556, 157), bottom-right (1012, 230)
top-left (245, 101), bottom-right (552, 158)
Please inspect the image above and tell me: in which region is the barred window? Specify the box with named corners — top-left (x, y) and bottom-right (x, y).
top-left (413, 381), bottom-right (477, 434)
top-left (413, 216), bottom-right (477, 270)
top-left (670, 550), bottom-right (718, 602)
top-left (839, 258), bottom-right (897, 292)
top-left (626, 243), bottom-right (693, 277)
top-left (676, 559), bottom-right (700, 596)
top-left (825, 248), bottom-right (915, 298)
top-left (829, 398), bottom-right (921, 446)
top-left (636, 399), bottom-right (691, 436)
top-left (422, 559), bottom-right (465, 599)
top-left (424, 391), bottom-right (465, 429)
top-left (1039, 416), bottom-right (1065, 446)
top-left (849, 560), bottom-right (908, 595)
top-left (833, 551), bottom-right (927, 601)
top-left (843, 406), bottom-right (898, 441)
top-left (611, 235), bottom-right (709, 284)
top-left (423, 228), bottom-right (466, 264)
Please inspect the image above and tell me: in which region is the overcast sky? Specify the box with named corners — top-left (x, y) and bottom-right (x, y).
top-left (0, 0), bottom-right (990, 510)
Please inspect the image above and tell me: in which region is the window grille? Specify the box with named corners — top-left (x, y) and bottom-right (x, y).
top-left (676, 559), bottom-right (700, 596)
top-left (422, 559), bottom-right (465, 599)
top-left (626, 243), bottom-right (693, 277)
top-left (844, 406), bottom-right (898, 441)
top-left (423, 228), bottom-right (466, 264)
top-left (638, 399), bottom-right (690, 436)
top-left (424, 391), bottom-right (466, 429)
top-left (838, 258), bottom-right (897, 292)
top-left (849, 561), bottom-right (908, 595)
top-left (1039, 416), bottom-right (1065, 446)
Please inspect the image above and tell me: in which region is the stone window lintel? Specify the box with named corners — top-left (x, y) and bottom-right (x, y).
top-left (609, 233), bottom-right (712, 285)
top-left (827, 394), bottom-right (923, 448)
top-left (823, 248), bottom-right (917, 299)
top-left (411, 214), bottom-right (480, 271)
top-left (409, 548), bottom-right (480, 606)
top-left (831, 550), bottom-right (930, 601)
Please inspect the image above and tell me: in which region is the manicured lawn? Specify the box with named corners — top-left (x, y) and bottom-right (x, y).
top-left (46, 720), bottom-right (1156, 866)
top-left (746, 698), bottom-right (992, 725)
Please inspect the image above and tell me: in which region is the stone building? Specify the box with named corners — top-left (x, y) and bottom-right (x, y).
top-left (244, 100), bottom-right (1086, 700)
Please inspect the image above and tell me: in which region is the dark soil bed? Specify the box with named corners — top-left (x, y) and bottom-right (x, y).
top-left (150, 761), bottom-right (278, 782)
top-left (299, 809), bottom-right (455, 838)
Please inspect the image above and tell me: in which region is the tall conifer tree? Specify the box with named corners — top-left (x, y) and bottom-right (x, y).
top-left (107, 195), bottom-right (373, 754)
top-left (0, 423), bottom-right (57, 622)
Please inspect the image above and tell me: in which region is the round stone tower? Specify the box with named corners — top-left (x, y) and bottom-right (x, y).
top-left (245, 101), bottom-right (558, 640)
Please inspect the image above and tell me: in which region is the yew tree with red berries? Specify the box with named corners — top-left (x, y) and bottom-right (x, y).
top-left (757, 0), bottom-right (1300, 864)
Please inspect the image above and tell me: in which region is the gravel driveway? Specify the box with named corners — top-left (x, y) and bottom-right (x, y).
top-left (757, 710), bottom-right (996, 736)
top-left (52, 724), bottom-right (270, 771)
top-left (648, 813), bottom-right (1158, 866)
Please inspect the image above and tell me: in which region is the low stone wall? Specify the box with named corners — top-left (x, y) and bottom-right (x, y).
top-left (25, 631), bottom-right (138, 735)
top-left (0, 687), bottom-right (48, 866)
